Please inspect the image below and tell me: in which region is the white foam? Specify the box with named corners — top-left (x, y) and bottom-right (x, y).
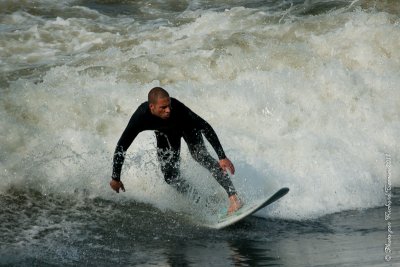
top-left (1, 4), bottom-right (399, 220)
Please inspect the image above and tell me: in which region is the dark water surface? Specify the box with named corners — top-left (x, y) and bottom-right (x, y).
top-left (1, 187), bottom-right (399, 266)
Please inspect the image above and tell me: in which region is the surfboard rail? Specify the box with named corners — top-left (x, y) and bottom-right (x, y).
top-left (202, 187), bottom-right (289, 229)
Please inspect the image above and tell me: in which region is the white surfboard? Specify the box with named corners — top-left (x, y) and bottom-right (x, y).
top-left (203, 187), bottom-right (289, 229)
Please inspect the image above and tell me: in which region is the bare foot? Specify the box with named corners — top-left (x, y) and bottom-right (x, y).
top-left (227, 194), bottom-right (243, 214)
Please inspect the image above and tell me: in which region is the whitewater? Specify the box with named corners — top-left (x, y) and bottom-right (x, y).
top-left (0, 0), bottom-right (399, 266)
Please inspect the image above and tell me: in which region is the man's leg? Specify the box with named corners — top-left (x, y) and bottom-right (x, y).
top-left (155, 131), bottom-right (190, 194)
top-left (183, 132), bottom-right (237, 197)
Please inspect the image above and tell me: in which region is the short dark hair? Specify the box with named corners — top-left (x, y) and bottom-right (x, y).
top-left (148, 87), bottom-right (169, 104)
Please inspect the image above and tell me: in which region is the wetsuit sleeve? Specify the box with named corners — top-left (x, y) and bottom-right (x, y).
top-left (111, 107), bottom-right (144, 181)
top-left (185, 107), bottom-right (227, 160)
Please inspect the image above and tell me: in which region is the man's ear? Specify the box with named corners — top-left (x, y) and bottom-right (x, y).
top-left (149, 103), bottom-right (155, 114)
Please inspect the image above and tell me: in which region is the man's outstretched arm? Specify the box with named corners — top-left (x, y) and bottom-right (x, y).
top-left (110, 107), bottom-right (143, 192)
top-left (188, 109), bottom-right (235, 175)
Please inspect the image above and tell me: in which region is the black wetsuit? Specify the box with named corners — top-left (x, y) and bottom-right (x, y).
top-left (112, 98), bottom-right (236, 196)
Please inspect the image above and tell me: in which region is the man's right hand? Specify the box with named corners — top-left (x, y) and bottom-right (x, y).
top-left (110, 179), bottom-right (125, 193)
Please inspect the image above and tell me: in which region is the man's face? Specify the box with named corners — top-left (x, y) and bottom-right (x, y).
top-left (149, 97), bottom-right (171, 119)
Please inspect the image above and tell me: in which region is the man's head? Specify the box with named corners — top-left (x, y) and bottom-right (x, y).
top-left (148, 87), bottom-right (171, 120)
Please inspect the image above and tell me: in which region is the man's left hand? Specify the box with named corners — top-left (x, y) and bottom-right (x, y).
top-left (219, 158), bottom-right (235, 175)
top-left (110, 179), bottom-right (125, 193)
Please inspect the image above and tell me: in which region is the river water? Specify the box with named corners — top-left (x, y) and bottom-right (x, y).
top-left (0, 0), bottom-right (399, 266)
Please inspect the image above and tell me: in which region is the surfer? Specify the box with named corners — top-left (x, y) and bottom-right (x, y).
top-left (109, 87), bottom-right (242, 213)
